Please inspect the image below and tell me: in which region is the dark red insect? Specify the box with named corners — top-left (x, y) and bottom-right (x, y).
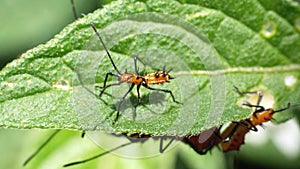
top-left (63, 133), bottom-right (177, 167)
top-left (183, 126), bottom-right (222, 155)
top-left (184, 87), bottom-right (291, 153)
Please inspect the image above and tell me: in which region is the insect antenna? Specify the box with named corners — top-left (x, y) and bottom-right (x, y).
top-left (70, 0), bottom-right (78, 20)
top-left (167, 67), bottom-right (174, 80)
top-left (23, 130), bottom-right (61, 166)
top-left (167, 68), bottom-right (173, 73)
top-left (89, 23), bottom-right (121, 74)
top-left (63, 142), bottom-right (133, 167)
top-left (273, 103), bottom-right (291, 113)
top-left (69, 1), bottom-right (103, 99)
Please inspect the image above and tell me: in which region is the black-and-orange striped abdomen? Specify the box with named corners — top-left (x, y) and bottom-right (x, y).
top-left (144, 70), bottom-right (172, 85)
top-left (220, 120), bottom-right (251, 152)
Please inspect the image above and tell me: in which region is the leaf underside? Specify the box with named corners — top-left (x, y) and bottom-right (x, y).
top-left (0, 0), bottom-right (299, 135)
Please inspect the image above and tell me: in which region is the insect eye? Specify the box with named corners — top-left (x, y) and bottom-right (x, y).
top-left (155, 73), bottom-right (159, 78)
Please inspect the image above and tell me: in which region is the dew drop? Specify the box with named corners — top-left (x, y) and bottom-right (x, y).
top-left (186, 11), bottom-right (210, 20)
top-left (6, 82), bottom-right (16, 88)
top-left (261, 21), bottom-right (277, 38)
top-left (284, 75), bottom-right (297, 87)
top-left (53, 78), bottom-right (71, 90)
top-left (26, 80), bottom-right (32, 85)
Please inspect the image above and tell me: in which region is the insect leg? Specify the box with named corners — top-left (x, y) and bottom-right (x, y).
top-left (203, 128), bottom-right (223, 152)
top-left (23, 130), bottom-right (61, 166)
top-left (214, 125), bottom-right (223, 140)
top-left (144, 86), bottom-right (183, 105)
top-left (242, 102), bottom-right (265, 118)
top-left (114, 83), bottom-right (135, 123)
top-left (63, 142), bottom-right (133, 167)
top-left (182, 137), bottom-right (208, 155)
top-left (222, 122), bottom-right (240, 142)
top-left (159, 137), bottom-right (175, 153)
top-left (136, 84), bottom-right (142, 106)
top-left (98, 72), bottom-right (120, 97)
top-left (233, 86), bottom-right (263, 110)
top-left (133, 56), bottom-right (146, 75)
top-left (81, 131), bottom-right (86, 138)
top-left (134, 56), bottom-right (146, 66)
top-left (242, 119), bottom-right (258, 131)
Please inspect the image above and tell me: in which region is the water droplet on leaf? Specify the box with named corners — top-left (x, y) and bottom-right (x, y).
top-left (261, 21), bottom-right (277, 38)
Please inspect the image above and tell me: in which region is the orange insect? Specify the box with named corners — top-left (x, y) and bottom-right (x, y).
top-left (220, 87), bottom-right (291, 152)
top-left (89, 20), bottom-right (182, 124)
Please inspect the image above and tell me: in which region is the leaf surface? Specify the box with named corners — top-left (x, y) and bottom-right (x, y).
top-left (0, 0), bottom-right (299, 135)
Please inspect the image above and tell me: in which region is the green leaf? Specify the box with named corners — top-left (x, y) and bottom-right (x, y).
top-left (0, 0), bottom-right (300, 135)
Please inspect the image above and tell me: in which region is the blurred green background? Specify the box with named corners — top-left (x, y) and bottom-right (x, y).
top-left (0, 0), bottom-right (99, 68)
top-left (0, 0), bottom-right (299, 169)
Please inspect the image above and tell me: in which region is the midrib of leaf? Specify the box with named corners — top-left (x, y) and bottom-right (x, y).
top-left (174, 64), bottom-right (300, 76)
